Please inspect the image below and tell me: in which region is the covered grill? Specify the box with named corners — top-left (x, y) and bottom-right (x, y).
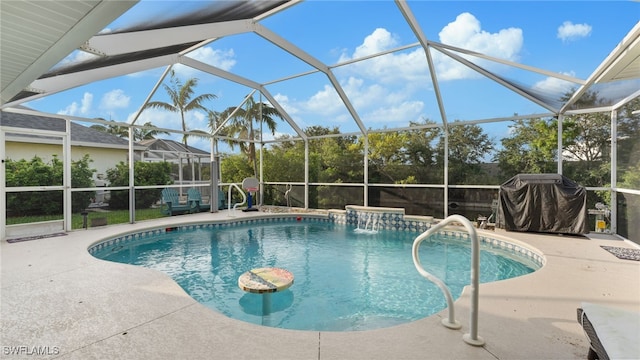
top-left (498, 174), bottom-right (588, 235)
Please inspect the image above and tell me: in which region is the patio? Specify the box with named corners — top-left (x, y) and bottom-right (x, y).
top-left (1, 2), bottom-right (639, 358)
top-left (2, 210), bottom-right (638, 359)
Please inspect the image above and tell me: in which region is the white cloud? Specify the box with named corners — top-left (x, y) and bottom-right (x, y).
top-left (80, 92), bottom-right (93, 114)
top-left (57, 92), bottom-right (93, 116)
top-left (190, 110), bottom-right (209, 131)
top-left (557, 21), bottom-right (592, 42)
top-left (100, 89), bottom-right (130, 110)
top-left (129, 107), bottom-right (177, 129)
top-left (337, 13), bottom-right (523, 85)
top-left (54, 50), bottom-right (99, 69)
top-left (436, 12), bottom-right (523, 80)
top-left (58, 102), bottom-right (78, 116)
top-left (341, 28), bottom-right (399, 60)
top-left (532, 71), bottom-right (577, 95)
top-left (439, 12), bottom-right (523, 60)
top-left (340, 77), bottom-right (423, 124)
top-left (304, 84), bottom-right (345, 115)
top-left (192, 46), bottom-right (236, 71)
top-left (341, 76), bottom-right (388, 109)
top-left (338, 29), bottom-right (428, 85)
top-left (364, 100), bottom-right (425, 124)
top-left (278, 74), bottom-right (422, 129)
top-left (273, 94), bottom-right (299, 115)
top-left (282, 13), bottom-right (523, 131)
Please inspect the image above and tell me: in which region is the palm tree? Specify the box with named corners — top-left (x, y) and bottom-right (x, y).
top-left (218, 95), bottom-right (282, 177)
top-left (143, 70), bottom-right (216, 147)
top-left (90, 120), bottom-right (169, 141)
top-left (90, 119), bottom-right (128, 138)
top-left (205, 109), bottom-right (221, 153)
top-left (133, 122), bottom-right (170, 141)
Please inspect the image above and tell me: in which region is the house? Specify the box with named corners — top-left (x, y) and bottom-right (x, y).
top-left (1, 110), bottom-right (145, 184)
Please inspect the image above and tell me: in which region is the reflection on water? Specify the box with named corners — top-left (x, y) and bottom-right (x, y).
top-left (94, 222), bottom-right (535, 331)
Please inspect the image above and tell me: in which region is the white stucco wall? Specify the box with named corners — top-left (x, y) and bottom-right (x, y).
top-left (5, 141), bottom-right (128, 185)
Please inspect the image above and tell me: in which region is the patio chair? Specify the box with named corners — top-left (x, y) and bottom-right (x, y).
top-left (187, 188), bottom-right (211, 212)
top-left (577, 302), bottom-right (640, 360)
top-left (161, 188), bottom-right (196, 216)
top-left (187, 188), bottom-right (227, 212)
top-left (217, 189), bottom-right (227, 210)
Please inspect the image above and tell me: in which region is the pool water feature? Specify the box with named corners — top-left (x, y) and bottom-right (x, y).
top-left (356, 211), bottom-right (382, 233)
top-left (90, 218), bottom-right (541, 332)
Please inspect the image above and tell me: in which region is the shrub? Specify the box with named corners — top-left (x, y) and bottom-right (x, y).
top-left (71, 154), bottom-right (96, 212)
top-left (5, 155), bottom-right (95, 216)
top-left (106, 161), bottom-right (172, 209)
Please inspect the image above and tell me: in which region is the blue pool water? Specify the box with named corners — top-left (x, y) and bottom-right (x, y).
top-left (92, 221), bottom-right (538, 331)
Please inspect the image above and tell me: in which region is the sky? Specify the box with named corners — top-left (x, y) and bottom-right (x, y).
top-left (23, 0), bottom-right (640, 153)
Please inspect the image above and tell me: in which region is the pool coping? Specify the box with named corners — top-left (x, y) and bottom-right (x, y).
top-left (88, 214), bottom-right (545, 269)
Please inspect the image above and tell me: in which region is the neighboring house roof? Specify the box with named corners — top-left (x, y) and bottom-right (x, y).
top-left (137, 138), bottom-right (210, 162)
top-left (1, 110), bottom-right (143, 149)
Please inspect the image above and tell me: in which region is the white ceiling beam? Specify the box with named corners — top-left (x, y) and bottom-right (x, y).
top-left (561, 21), bottom-right (640, 113)
top-left (258, 88), bottom-right (308, 140)
top-left (179, 56), bottom-right (307, 139)
top-left (3, 54), bottom-right (177, 108)
top-left (179, 56), bottom-right (262, 89)
top-left (252, 0), bottom-right (303, 21)
top-left (1, 0), bottom-right (138, 105)
top-left (432, 41), bottom-right (586, 85)
top-left (254, 23), bottom-right (368, 135)
top-left (435, 46), bottom-right (559, 113)
top-left (84, 19), bottom-right (254, 56)
top-left (595, 21), bottom-right (640, 83)
top-left (395, 0), bottom-right (449, 128)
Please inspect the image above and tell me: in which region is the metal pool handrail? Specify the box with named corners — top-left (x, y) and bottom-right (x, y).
top-left (227, 183), bottom-right (247, 216)
top-left (411, 214), bottom-right (485, 346)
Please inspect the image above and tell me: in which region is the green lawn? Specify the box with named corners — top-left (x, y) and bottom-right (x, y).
top-left (7, 208), bottom-right (167, 229)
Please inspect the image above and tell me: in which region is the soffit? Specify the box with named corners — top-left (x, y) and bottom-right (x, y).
top-left (0, 0), bottom-right (137, 105)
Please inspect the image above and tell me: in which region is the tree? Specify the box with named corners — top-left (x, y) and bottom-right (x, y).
top-left (91, 120), bottom-right (169, 141)
top-left (143, 70), bottom-right (217, 147)
top-left (220, 153), bottom-right (254, 184)
top-left (218, 95), bottom-right (283, 177)
top-left (205, 109), bottom-right (235, 155)
top-left (106, 161), bottom-right (172, 210)
top-left (614, 97), bottom-right (640, 187)
top-left (396, 119), bottom-right (442, 184)
top-left (366, 131), bottom-right (411, 184)
top-left (495, 117), bottom-right (560, 178)
top-left (133, 122), bottom-right (170, 140)
top-left (438, 123), bottom-right (494, 184)
top-left (90, 119), bottom-right (128, 138)
top-left (5, 155), bottom-right (95, 216)
top-left (71, 154), bottom-right (97, 212)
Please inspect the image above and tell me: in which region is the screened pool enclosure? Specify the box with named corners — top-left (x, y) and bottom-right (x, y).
top-left (1, 1), bottom-right (639, 243)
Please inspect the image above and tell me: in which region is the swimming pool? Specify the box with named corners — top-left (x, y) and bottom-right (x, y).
top-left (90, 217), bottom-right (542, 331)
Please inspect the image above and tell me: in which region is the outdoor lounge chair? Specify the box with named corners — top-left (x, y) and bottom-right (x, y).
top-left (577, 303), bottom-right (640, 360)
top-left (187, 188), bottom-right (227, 212)
top-left (161, 188), bottom-right (196, 216)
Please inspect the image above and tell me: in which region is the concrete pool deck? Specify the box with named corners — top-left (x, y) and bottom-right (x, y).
top-left (2, 210), bottom-right (639, 359)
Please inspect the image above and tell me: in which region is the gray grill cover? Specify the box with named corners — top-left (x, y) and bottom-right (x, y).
top-left (498, 174), bottom-right (587, 235)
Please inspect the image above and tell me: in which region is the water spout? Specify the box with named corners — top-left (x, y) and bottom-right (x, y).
top-left (356, 211), bottom-right (380, 234)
